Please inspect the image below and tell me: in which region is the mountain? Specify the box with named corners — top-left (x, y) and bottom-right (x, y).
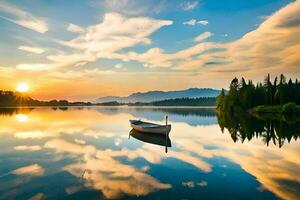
top-left (97, 88), bottom-right (222, 103)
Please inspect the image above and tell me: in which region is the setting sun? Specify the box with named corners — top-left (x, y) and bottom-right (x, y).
top-left (16, 83), bottom-right (29, 93)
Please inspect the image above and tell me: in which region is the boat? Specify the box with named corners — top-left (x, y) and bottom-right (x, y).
top-left (129, 129), bottom-right (172, 147)
top-left (129, 116), bottom-right (171, 135)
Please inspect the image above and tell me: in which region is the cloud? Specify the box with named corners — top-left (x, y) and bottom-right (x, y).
top-left (183, 19), bottom-right (208, 26)
top-left (14, 145), bottom-right (42, 151)
top-left (67, 23), bottom-right (85, 33)
top-left (181, 1), bottom-right (198, 11)
top-left (194, 32), bottom-right (213, 42)
top-left (198, 20), bottom-right (208, 25)
top-left (115, 42), bottom-right (222, 69)
top-left (61, 12), bottom-right (172, 53)
top-left (11, 164), bottom-right (44, 176)
top-left (182, 181), bottom-right (207, 188)
top-left (202, 0), bottom-right (300, 75)
top-left (74, 138), bottom-right (86, 145)
top-left (16, 63), bottom-right (56, 71)
top-left (28, 193), bottom-right (45, 200)
top-left (94, 0), bottom-right (166, 15)
top-left (45, 139), bottom-right (171, 199)
top-left (14, 131), bottom-right (53, 139)
top-left (0, 2), bottom-right (48, 33)
top-left (183, 19), bottom-right (197, 26)
top-left (129, 0), bottom-right (300, 75)
top-left (182, 181), bottom-right (195, 188)
top-left (115, 63), bottom-right (123, 69)
top-left (19, 12), bottom-right (172, 71)
top-left (18, 46), bottom-right (45, 54)
top-left (197, 181), bottom-right (207, 187)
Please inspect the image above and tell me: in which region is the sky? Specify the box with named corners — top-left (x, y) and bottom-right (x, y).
top-left (0, 0), bottom-right (299, 101)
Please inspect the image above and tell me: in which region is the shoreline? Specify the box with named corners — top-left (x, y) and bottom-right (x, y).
top-left (0, 105), bottom-right (217, 109)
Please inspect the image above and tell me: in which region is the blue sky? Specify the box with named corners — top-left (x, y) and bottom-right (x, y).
top-left (0, 0), bottom-right (298, 100)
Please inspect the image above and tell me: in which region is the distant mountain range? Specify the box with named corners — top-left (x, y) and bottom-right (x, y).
top-left (97, 88), bottom-right (222, 103)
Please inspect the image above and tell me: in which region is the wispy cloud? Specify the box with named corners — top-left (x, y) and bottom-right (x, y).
top-left (181, 1), bottom-right (198, 11)
top-left (0, 2), bottom-right (48, 33)
top-left (194, 32), bottom-right (213, 42)
top-left (67, 23), bottom-right (85, 33)
top-left (14, 145), bottom-right (42, 151)
top-left (115, 63), bottom-right (123, 69)
top-left (11, 164), bottom-right (44, 176)
top-left (18, 46), bottom-right (45, 54)
top-left (19, 12), bottom-right (173, 71)
top-left (16, 63), bottom-right (56, 71)
top-left (114, 42), bottom-right (222, 69)
top-left (198, 20), bottom-right (208, 25)
top-left (183, 19), bottom-right (208, 26)
top-left (183, 19), bottom-right (197, 25)
top-left (93, 0), bottom-right (166, 15)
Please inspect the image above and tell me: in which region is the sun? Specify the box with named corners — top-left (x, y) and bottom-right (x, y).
top-left (16, 82), bottom-right (29, 93)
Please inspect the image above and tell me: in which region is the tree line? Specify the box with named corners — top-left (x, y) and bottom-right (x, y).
top-left (216, 74), bottom-right (300, 113)
top-left (129, 97), bottom-right (216, 106)
top-left (0, 90), bottom-right (92, 107)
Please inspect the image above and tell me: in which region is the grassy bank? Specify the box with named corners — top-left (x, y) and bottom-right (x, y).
top-left (250, 103), bottom-right (300, 114)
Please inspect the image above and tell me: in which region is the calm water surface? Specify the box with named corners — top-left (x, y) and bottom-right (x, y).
top-left (0, 107), bottom-right (299, 200)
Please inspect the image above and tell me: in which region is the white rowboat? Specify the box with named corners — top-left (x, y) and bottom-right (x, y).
top-left (129, 116), bottom-right (171, 135)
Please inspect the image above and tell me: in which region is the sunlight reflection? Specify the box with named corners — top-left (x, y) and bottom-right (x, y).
top-left (15, 114), bottom-right (28, 122)
top-left (0, 107), bottom-right (299, 200)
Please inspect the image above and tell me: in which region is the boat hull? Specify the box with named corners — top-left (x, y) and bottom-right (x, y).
top-left (130, 120), bottom-right (171, 135)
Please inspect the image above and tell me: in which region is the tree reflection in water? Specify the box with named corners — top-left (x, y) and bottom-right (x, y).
top-left (217, 112), bottom-right (300, 148)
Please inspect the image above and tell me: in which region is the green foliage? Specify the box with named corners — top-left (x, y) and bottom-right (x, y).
top-left (217, 111), bottom-right (300, 148)
top-left (217, 74), bottom-right (300, 113)
top-left (282, 102), bottom-right (297, 113)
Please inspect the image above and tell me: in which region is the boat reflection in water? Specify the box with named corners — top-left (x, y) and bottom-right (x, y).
top-left (129, 129), bottom-right (172, 153)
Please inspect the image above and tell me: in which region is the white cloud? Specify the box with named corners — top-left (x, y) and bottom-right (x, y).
top-left (197, 181), bottom-right (208, 187)
top-left (115, 63), bottom-right (123, 69)
top-left (183, 19), bottom-right (197, 26)
top-left (181, 1), bottom-right (198, 11)
top-left (14, 131), bottom-right (53, 139)
top-left (18, 46), bottom-right (45, 54)
top-left (11, 164), bottom-right (44, 176)
top-left (194, 32), bottom-right (213, 42)
top-left (126, 0), bottom-right (300, 75)
top-left (182, 181), bottom-right (195, 188)
top-left (95, 0), bottom-right (166, 15)
top-left (18, 12), bottom-right (173, 71)
top-left (183, 19), bottom-right (208, 26)
top-left (67, 23), bottom-right (85, 33)
top-left (197, 20), bottom-right (208, 25)
top-left (203, 0), bottom-right (300, 74)
top-left (114, 42), bottom-right (222, 69)
top-left (74, 138), bottom-right (86, 145)
top-left (14, 145), bottom-right (42, 151)
top-left (16, 63), bottom-right (56, 71)
top-left (0, 2), bottom-right (48, 33)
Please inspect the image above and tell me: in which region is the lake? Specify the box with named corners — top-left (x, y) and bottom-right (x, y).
top-left (0, 107), bottom-right (299, 200)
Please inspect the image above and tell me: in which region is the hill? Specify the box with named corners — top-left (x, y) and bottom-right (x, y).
top-left (97, 88), bottom-right (222, 103)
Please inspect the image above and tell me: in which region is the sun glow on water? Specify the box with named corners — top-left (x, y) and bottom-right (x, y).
top-left (15, 114), bottom-right (28, 122)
